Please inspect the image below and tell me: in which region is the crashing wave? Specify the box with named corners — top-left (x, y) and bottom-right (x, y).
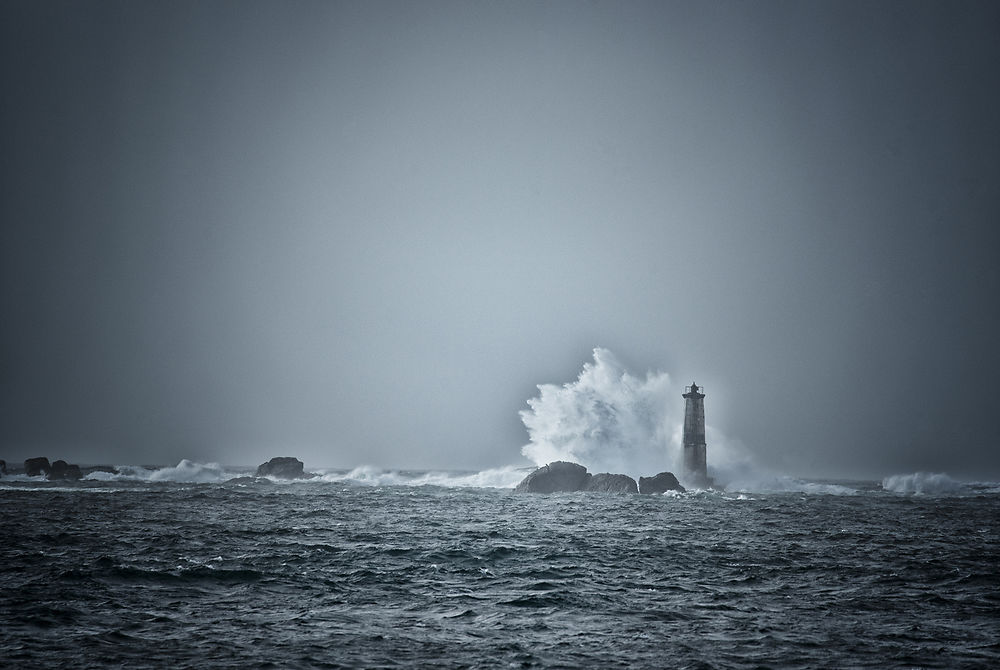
top-left (722, 473), bottom-right (859, 495)
top-left (84, 460), bottom-right (246, 483)
top-left (316, 465), bottom-right (527, 489)
top-left (519, 348), bottom-right (680, 478)
top-left (75, 461), bottom-right (524, 488)
top-left (518, 348), bottom-right (759, 488)
top-left (881, 472), bottom-right (966, 495)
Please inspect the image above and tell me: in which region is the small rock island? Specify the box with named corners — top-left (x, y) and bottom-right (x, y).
top-left (514, 461), bottom-right (685, 494)
top-left (5, 456), bottom-right (111, 480)
top-left (227, 457), bottom-right (318, 484)
top-left (254, 456), bottom-right (317, 480)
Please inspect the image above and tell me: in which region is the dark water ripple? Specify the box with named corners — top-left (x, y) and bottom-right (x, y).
top-left (2, 482), bottom-right (999, 668)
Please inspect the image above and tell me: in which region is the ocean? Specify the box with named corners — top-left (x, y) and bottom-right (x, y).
top-left (2, 464), bottom-right (998, 669)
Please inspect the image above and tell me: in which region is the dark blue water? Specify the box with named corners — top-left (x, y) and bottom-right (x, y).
top-left (2, 475), bottom-right (998, 668)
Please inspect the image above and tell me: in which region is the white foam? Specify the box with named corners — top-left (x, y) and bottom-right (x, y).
top-left (84, 466), bottom-right (145, 481)
top-left (316, 465), bottom-right (527, 489)
top-left (73, 461), bottom-right (524, 488)
top-left (717, 468), bottom-right (859, 495)
top-left (444, 466), bottom-right (530, 489)
top-left (881, 472), bottom-right (965, 495)
top-left (83, 460), bottom-right (246, 483)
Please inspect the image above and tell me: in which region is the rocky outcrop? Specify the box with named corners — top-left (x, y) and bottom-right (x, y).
top-left (48, 460), bottom-right (83, 480)
top-left (586, 473), bottom-right (639, 493)
top-left (21, 457), bottom-right (87, 480)
top-left (25, 457), bottom-right (52, 477)
top-left (0, 459), bottom-right (6, 475)
top-left (21, 457), bottom-right (89, 480)
top-left (514, 461), bottom-right (591, 493)
top-left (255, 457), bottom-right (315, 479)
top-left (515, 462), bottom-right (642, 494)
top-left (638, 472), bottom-right (685, 494)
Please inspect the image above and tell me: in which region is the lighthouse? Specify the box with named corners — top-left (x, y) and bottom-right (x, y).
top-left (682, 382), bottom-right (709, 486)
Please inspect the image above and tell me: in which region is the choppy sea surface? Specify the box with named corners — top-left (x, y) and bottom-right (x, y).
top-left (2, 464), bottom-right (998, 669)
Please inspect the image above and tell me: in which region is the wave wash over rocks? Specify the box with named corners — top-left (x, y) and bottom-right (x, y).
top-left (520, 349), bottom-right (679, 479)
top-left (519, 348), bottom-right (753, 487)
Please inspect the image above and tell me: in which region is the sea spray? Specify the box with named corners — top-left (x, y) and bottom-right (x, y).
top-left (519, 348), bottom-right (679, 479)
top-left (882, 472), bottom-right (965, 495)
top-left (317, 465), bottom-right (527, 489)
top-left (84, 460), bottom-right (245, 483)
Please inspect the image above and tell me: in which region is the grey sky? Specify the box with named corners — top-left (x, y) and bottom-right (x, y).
top-left (2, 1), bottom-right (998, 478)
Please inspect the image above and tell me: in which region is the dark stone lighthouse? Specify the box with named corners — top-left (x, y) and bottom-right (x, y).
top-left (682, 382), bottom-right (709, 486)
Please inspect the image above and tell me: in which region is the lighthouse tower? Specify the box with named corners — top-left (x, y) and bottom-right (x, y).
top-left (682, 382), bottom-right (709, 486)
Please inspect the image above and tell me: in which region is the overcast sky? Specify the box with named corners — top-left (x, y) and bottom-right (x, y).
top-left (2, 1), bottom-right (998, 478)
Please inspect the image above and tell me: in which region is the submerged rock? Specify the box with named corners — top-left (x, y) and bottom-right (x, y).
top-left (48, 460), bottom-right (83, 480)
top-left (25, 457), bottom-right (51, 477)
top-left (586, 473), bottom-right (639, 494)
top-left (226, 476), bottom-right (274, 485)
top-left (514, 461), bottom-right (591, 493)
top-left (255, 457), bottom-right (315, 480)
top-left (638, 472), bottom-right (685, 494)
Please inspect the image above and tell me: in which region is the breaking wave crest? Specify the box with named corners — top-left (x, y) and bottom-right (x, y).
top-left (723, 473), bottom-right (860, 495)
top-left (316, 465), bottom-right (527, 489)
top-left (78, 461), bottom-right (528, 488)
top-left (881, 472), bottom-right (966, 495)
top-left (85, 460), bottom-right (245, 483)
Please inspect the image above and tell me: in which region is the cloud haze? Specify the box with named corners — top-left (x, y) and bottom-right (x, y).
top-left (2, 1), bottom-right (998, 478)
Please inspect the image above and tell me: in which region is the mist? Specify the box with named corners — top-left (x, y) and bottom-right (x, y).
top-left (2, 1), bottom-right (998, 479)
